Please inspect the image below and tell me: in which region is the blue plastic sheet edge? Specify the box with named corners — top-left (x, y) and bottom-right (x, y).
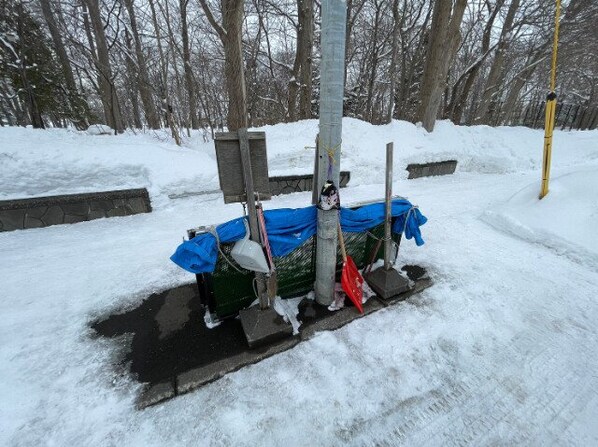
top-left (170, 198), bottom-right (427, 274)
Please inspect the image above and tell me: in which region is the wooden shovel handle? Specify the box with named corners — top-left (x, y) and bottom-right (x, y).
top-left (337, 220), bottom-right (347, 263)
top-left (364, 238), bottom-right (383, 276)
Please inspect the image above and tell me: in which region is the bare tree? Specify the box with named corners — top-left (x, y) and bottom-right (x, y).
top-left (82, 0), bottom-right (124, 132)
top-left (444, 0), bottom-right (504, 124)
top-left (385, 0), bottom-right (399, 123)
top-left (15, 1), bottom-right (44, 128)
top-left (38, 0), bottom-right (89, 129)
top-left (3, 0), bottom-right (595, 132)
top-left (122, 0), bottom-right (160, 129)
top-left (148, 0), bottom-right (181, 144)
top-left (180, 0), bottom-right (200, 129)
top-left (394, 0), bottom-right (431, 121)
top-left (416, 0), bottom-right (467, 131)
top-left (474, 0), bottom-right (521, 124)
top-left (287, 0), bottom-right (314, 121)
top-left (122, 28), bottom-right (143, 128)
top-left (198, 0), bottom-right (248, 131)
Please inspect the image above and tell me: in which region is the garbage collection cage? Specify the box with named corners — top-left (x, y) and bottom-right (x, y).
top-left (193, 221), bottom-right (399, 318)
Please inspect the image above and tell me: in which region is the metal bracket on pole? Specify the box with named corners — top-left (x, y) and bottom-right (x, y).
top-left (312, 134), bottom-right (320, 206)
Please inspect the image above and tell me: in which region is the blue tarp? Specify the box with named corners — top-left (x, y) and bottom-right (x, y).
top-left (170, 199), bottom-right (427, 274)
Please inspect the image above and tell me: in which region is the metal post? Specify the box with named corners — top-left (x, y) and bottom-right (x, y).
top-left (238, 127), bottom-right (268, 309)
top-left (364, 141), bottom-right (410, 299)
top-left (539, 0), bottom-right (561, 199)
top-left (384, 143), bottom-right (393, 270)
top-left (315, 0), bottom-right (347, 306)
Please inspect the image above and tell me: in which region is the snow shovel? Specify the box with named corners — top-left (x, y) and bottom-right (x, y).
top-left (337, 220), bottom-right (364, 313)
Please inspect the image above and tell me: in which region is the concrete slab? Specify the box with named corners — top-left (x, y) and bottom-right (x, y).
top-left (176, 337), bottom-right (300, 398)
top-left (299, 297), bottom-right (385, 339)
top-left (366, 267), bottom-right (411, 299)
top-left (137, 381), bottom-right (175, 409)
top-left (377, 272), bottom-right (433, 305)
top-left (239, 306), bottom-right (294, 348)
top-left (93, 265), bottom-right (433, 409)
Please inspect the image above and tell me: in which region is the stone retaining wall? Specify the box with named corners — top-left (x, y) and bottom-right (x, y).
top-left (0, 188), bottom-right (151, 232)
top-left (269, 171), bottom-right (351, 196)
top-left (406, 160), bottom-right (458, 179)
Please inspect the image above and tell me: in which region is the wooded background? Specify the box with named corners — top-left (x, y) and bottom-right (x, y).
top-left (1, 0), bottom-right (596, 136)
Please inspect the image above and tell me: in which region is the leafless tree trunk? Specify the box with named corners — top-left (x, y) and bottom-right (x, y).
top-left (395, 0), bottom-right (431, 121)
top-left (82, 0), bottom-right (124, 133)
top-left (157, 0), bottom-right (187, 132)
top-left (445, 0), bottom-right (504, 123)
top-left (385, 0), bottom-right (400, 123)
top-left (199, 0), bottom-right (247, 131)
top-left (287, 63), bottom-right (300, 122)
top-left (364, 0), bottom-right (383, 122)
top-left (123, 0), bottom-right (160, 129)
top-left (501, 46), bottom-right (549, 123)
top-left (416, 0), bottom-right (467, 132)
top-left (474, 0), bottom-right (520, 124)
top-left (39, 0), bottom-right (89, 129)
top-left (298, 0), bottom-right (314, 119)
top-left (0, 83), bottom-right (15, 125)
top-left (345, 0), bottom-right (367, 89)
top-left (288, 0), bottom-right (314, 121)
top-left (0, 80), bottom-right (26, 126)
top-left (180, 0), bottom-right (200, 129)
top-left (15, 2), bottom-right (44, 128)
top-left (148, 0), bottom-right (181, 144)
top-left (123, 29), bottom-right (143, 129)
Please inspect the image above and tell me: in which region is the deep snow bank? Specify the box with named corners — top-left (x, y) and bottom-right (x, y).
top-left (482, 167), bottom-right (598, 270)
top-left (0, 127), bottom-right (217, 204)
top-left (1, 120), bottom-right (596, 205)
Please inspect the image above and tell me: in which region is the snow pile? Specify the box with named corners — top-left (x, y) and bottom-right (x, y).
top-left (0, 127), bottom-right (218, 206)
top-left (2, 119), bottom-right (596, 207)
top-left (483, 167), bottom-right (598, 270)
top-left (86, 124), bottom-right (114, 136)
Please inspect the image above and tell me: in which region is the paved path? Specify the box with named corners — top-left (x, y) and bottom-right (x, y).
top-left (2, 170), bottom-right (597, 446)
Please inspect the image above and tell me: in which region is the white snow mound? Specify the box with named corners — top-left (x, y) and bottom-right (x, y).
top-left (482, 167), bottom-right (598, 269)
top-left (87, 124), bottom-right (114, 135)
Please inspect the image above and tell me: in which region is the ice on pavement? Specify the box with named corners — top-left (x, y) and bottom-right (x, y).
top-left (1, 120), bottom-right (597, 446)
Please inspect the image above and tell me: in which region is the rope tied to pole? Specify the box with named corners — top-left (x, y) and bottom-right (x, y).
top-left (321, 141), bottom-right (342, 180)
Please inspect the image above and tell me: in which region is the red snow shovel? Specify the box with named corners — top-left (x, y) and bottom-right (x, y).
top-left (338, 221), bottom-right (364, 313)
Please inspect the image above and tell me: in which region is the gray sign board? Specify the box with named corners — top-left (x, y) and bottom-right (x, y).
top-left (214, 131), bottom-right (271, 204)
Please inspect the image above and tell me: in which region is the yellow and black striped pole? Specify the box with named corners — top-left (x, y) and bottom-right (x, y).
top-left (540, 0), bottom-right (562, 199)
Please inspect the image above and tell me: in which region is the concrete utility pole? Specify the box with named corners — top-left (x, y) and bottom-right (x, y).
top-left (315, 0), bottom-right (347, 306)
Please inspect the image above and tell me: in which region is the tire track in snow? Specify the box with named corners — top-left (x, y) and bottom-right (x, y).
top-left (342, 300), bottom-right (598, 446)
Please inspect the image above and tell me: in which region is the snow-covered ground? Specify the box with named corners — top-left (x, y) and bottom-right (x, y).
top-left (1, 120), bottom-right (597, 446)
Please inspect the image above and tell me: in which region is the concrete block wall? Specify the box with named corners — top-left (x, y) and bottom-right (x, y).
top-left (269, 171), bottom-right (351, 196)
top-left (0, 188), bottom-right (151, 232)
top-left (406, 160), bottom-right (458, 179)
